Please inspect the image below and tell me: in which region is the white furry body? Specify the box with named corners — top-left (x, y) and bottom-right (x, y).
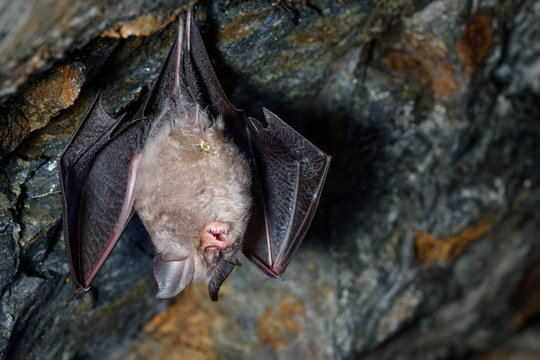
top-left (135, 108), bottom-right (252, 283)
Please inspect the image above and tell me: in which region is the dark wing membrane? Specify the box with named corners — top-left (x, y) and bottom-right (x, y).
top-left (58, 95), bottom-right (146, 293)
top-left (140, 11), bottom-right (247, 132)
top-left (243, 109), bottom-right (331, 278)
top-left (137, 22), bottom-right (182, 121)
top-left (184, 11), bottom-right (246, 130)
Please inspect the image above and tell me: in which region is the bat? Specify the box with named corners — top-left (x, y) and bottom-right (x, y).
top-left (58, 9), bottom-right (330, 301)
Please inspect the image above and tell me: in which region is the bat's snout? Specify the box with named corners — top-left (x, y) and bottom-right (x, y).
top-left (200, 221), bottom-right (232, 250)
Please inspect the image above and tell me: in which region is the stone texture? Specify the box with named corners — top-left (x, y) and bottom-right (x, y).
top-left (0, 0), bottom-right (539, 359)
top-left (0, 0), bottom-right (195, 98)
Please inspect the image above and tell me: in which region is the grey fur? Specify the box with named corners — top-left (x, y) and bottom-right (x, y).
top-left (135, 103), bottom-right (252, 297)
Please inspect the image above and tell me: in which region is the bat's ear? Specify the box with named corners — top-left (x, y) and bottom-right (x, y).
top-left (153, 254), bottom-right (195, 299)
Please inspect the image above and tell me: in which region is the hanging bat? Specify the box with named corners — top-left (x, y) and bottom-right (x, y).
top-left (58, 9), bottom-right (330, 301)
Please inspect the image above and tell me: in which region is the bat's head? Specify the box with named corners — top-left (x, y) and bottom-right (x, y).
top-left (135, 108), bottom-right (252, 300)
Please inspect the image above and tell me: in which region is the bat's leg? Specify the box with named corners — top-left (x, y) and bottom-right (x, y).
top-left (195, 103), bottom-right (200, 126)
top-left (174, 16), bottom-right (184, 91)
top-left (186, 8), bottom-right (192, 51)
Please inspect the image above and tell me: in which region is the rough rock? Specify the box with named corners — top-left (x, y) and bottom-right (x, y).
top-left (1, 0), bottom-right (539, 359)
top-left (0, 0), bottom-right (195, 98)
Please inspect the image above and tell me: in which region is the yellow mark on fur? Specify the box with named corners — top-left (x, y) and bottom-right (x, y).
top-left (200, 140), bottom-right (211, 152)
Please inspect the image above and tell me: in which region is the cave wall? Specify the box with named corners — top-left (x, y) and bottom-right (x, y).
top-left (1, 0), bottom-right (540, 359)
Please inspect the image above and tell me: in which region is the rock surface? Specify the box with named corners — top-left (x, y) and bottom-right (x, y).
top-left (1, 0), bottom-right (540, 359)
top-left (0, 0), bottom-right (195, 98)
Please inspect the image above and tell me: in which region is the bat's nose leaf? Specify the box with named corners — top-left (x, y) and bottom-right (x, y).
top-left (153, 254), bottom-right (195, 299)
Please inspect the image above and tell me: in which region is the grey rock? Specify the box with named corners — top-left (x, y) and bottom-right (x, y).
top-left (1, 0), bottom-right (539, 359)
top-left (0, 0), bottom-right (193, 98)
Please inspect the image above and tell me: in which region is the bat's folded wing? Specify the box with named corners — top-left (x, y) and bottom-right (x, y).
top-left (58, 95), bottom-right (146, 293)
top-left (244, 109), bottom-right (331, 278)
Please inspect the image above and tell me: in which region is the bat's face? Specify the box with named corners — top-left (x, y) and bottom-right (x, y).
top-left (134, 108), bottom-right (252, 298)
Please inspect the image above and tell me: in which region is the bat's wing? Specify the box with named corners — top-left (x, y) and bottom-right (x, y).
top-left (59, 11), bottom-right (251, 296)
top-left (58, 95), bottom-right (147, 293)
top-left (243, 110), bottom-right (331, 278)
top-left (182, 10), bottom-right (246, 130)
top-left (138, 10), bottom-right (245, 130)
top-left (58, 11), bottom-right (195, 294)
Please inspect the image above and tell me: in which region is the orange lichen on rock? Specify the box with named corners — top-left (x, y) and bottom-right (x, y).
top-left (384, 49), bottom-right (462, 102)
top-left (219, 9), bottom-right (265, 44)
top-left (257, 294), bottom-right (306, 348)
top-left (385, 52), bottom-right (423, 73)
top-left (380, 12), bottom-right (492, 102)
top-left (130, 283), bottom-right (219, 360)
top-left (101, 13), bottom-right (179, 38)
top-left (429, 63), bottom-right (461, 102)
top-left (512, 293), bottom-right (540, 331)
top-left (456, 13), bottom-right (493, 77)
top-left (19, 63), bottom-right (83, 132)
top-left (18, 90), bottom-right (95, 158)
top-left (291, 17), bottom-right (342, 45)
top-left (382, 48), bottom-right (463, 102)
top-left (414, 218), bottom-right (492, 265)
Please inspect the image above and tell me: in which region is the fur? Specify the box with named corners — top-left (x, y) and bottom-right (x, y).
top-left (135, 105), bottom-right (252, 283)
